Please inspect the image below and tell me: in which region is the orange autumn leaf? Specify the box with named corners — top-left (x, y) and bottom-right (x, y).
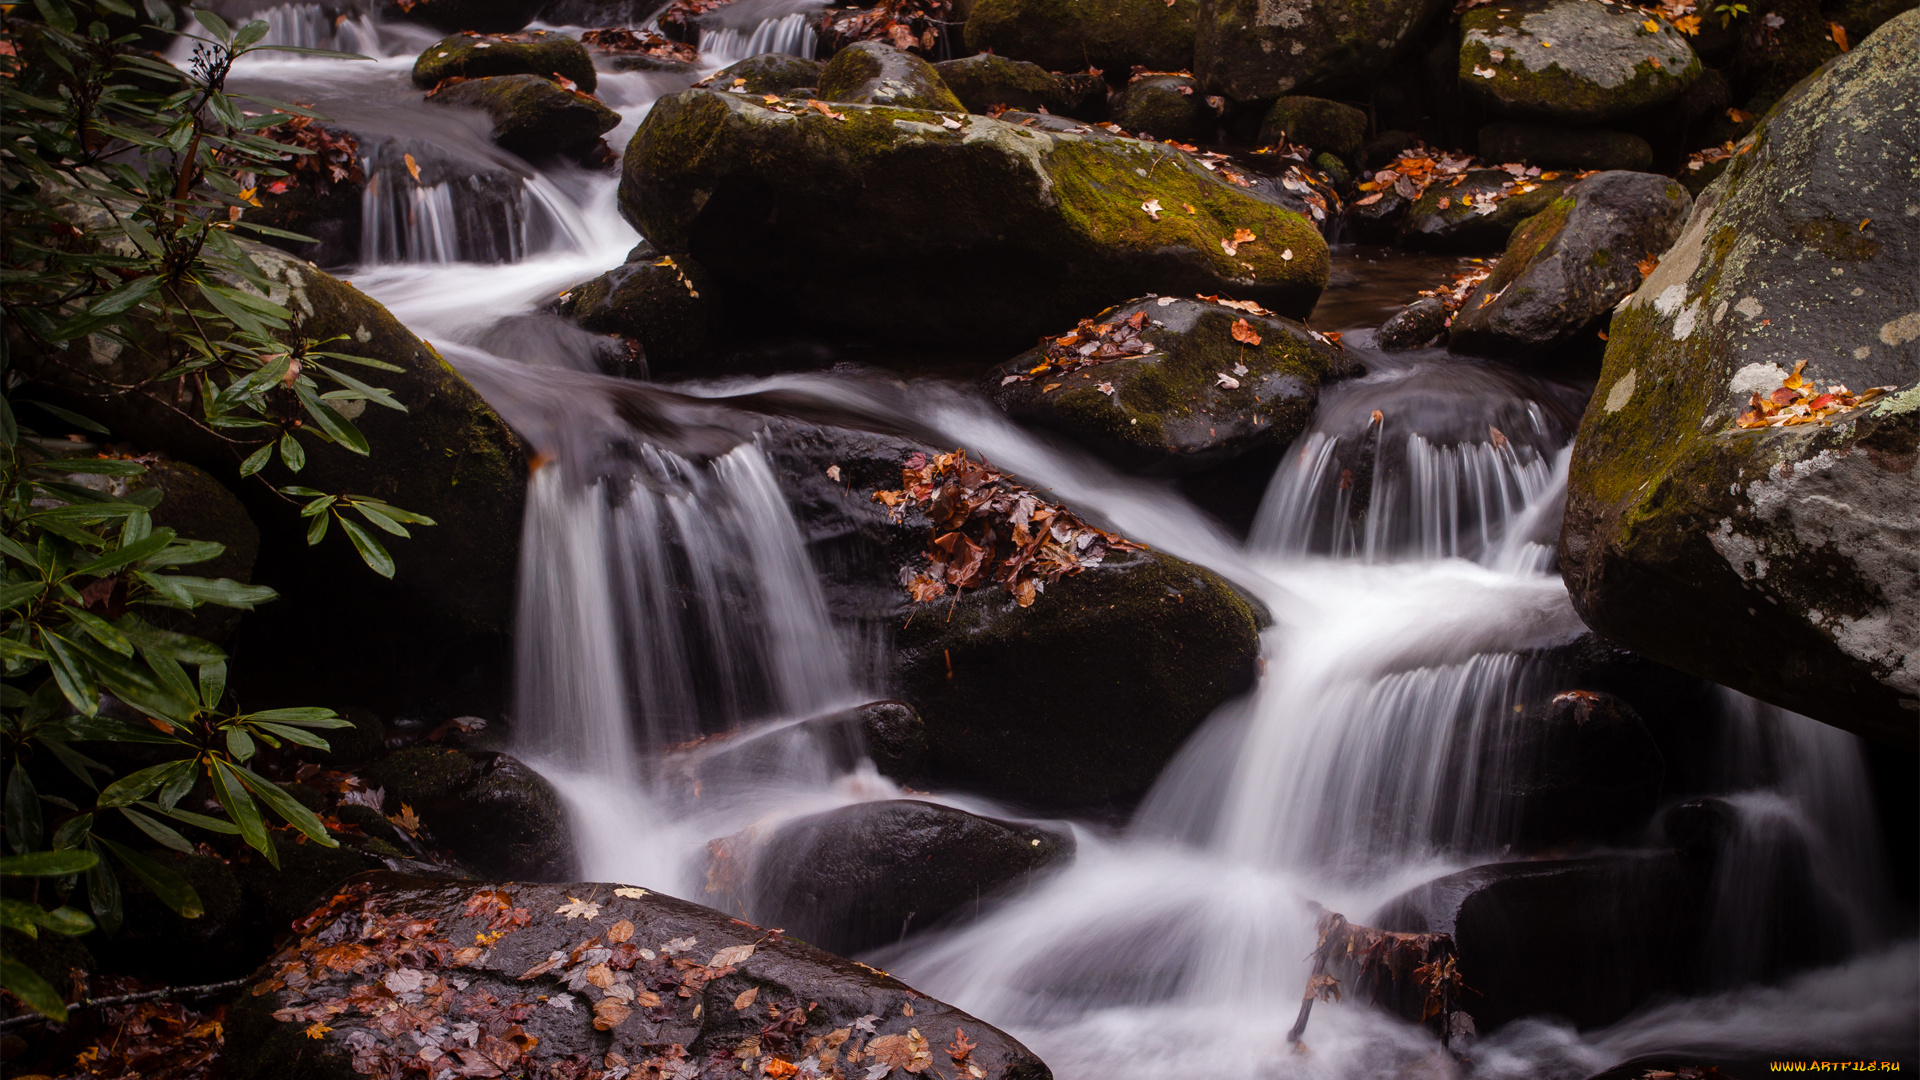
top-left (1230, 318), bottom-right (1262, 346)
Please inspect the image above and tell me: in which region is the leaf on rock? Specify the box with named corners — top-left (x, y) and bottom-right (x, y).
top-left (614, 886), bottom-right (649, 899)
top-left (734, 986), bottom-right (759, 1010)
top-left (554, 896), bottom-right (601, 920)
top-left (710, 943), bottom-right (755, 967)
top-left (1141, 198), bottom-right (1162, 220)
top-left (1229, 318), bottom-right (1261, 346)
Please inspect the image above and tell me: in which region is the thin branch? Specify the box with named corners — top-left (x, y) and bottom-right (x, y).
top-left (0, 977), bottom-right (248, 1030)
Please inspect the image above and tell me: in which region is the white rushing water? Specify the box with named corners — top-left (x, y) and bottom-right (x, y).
top-left (209, 9), bottom-right (1917, 1075)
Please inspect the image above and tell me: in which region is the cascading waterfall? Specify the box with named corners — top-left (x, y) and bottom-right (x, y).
top-left (697, 12), bottom-right (817, 63)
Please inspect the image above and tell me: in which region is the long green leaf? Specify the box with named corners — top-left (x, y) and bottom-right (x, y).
top-left (96, 836), bottom-right (204, 917)
top-left (210, 760), bottom-right (273, 864)
top-left (97, 759), bottom-right (193, 808)
top-left (293, 384), bottom-right (370, 455)
top-left (118, 808), bottom-right (195, 854)
top-left (1, 953), bottom-right (69, 1021)
top-left (74, 530), bottom-right (176, 576)
top-left (338, 516), bottom-right (393, 578)
top-left (233, 764), bottom-right (337, 848)
top-left (4, 762), bottom-right (44, 855)
top-left (0, 850), bottom-right (100, 876)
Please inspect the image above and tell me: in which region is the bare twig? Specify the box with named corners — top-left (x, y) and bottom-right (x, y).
top-left (0, 977), bottom-right (248, 1031)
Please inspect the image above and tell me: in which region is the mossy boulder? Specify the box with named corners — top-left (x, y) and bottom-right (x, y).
top-left (1257, 96), bottom-right (1369, 157)
top-left (1397, 169), bottom-right (1569, 252)
top-left (745, 800), bottom-right (1074, 954)
top-left (1450, 170), bottom-right (1692, 364)
top-left (817, 40), bottom-right (964, 111)
top-left (427, 74), bottom-right (620, 160)
top-left (710, 51), bottom-right (822, 95)
top-left (1109, 74), bottom-right (1211, 141)
top-left (563, 253), bottom-right (715, 372)
top-left (411, 30), bottom-right (596, 93)
top-left (896, 547), bottom-right (1262, 809)
top-left (364, 747), bottom-right (576, 880)
top-left (933, 52), bottom-right (1087, 116)
top-left (964, 0), bottom-right (1199, 76)
top-left (1459, 0), bottom-right (1703, 124)
top-left (620, 90), bottom-right (1328, 346)
top-left (1478, 120), bottom-right (1653, 171)
top-left (382, 0), bottom-right (544, 32)
top-left (1375, 295), bottom-right (1449, 350)
top-left (1557, 11), bottom-right (1920, 748)
top-left (987, 296), bottom-right (1349, 474)
top-left (1197, 0), bottom-right (1447, 100)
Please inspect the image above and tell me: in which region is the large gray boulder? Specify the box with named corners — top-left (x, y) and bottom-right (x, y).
top-left (1449, 170), bottom-right (1693, 363)
top-left (1196, 0), bottom-right (1449, 100)
top-left (1558, 11), bottom-right (1920, 748)
top-left (1459, 0), bottom-right (1702, 124)
top-left (619, 90), bottom-right (1329, 347)
top-left (817, 41), bottom-right (964, 111)
top-left (227, 874), bottom-right (1053, 1080)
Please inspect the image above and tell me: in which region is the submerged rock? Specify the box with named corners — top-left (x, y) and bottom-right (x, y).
top-left (1257, 96), bottom-right (1370, 158)
top-left (896, 547), bottom-right (1262, 810)
top-left (1449, 170), bottom-right (1693, 364)
top-left (227, 875), bottom-right (1053, 1080)
top-left (817, 41), bottom-right (964, 111)
top-left (710, 52), bottom-right (823, 95)
top-left (746, 800), bottom-right (1073, 954)
top-left (963, 0), bottom-right (1198, 76)
top-left (428, 74), bottom-right (621, 160)
top-left (563, 252), bottom-right (716, 371)
top-left (1458, 0), bottom-right (1703, 124)
top-left (620, 90), bottom-right (1328, 346)
top-left (1110, 74), bottom-right (1211, 142)
top-left (1558, 12), bottom-right (1920, 747)
top-left (1396, 169), bottom-right (1568, 252)
top-left (986, 296), bottom-right (1350, 474)
top-left (412, 30), bottom-right (597, 93)
top-left (364, 747), bottom-right (576, 881)
top-left (1375, 295), bottom-right (1450, 350)
top-left (933, 53), bottom-right (1092, 117)
top-left (1196, 0), bottom-right (1447, 100)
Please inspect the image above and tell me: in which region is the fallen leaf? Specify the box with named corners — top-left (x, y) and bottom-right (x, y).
top-left (1830, 20), bottom-right (1849, 49)
top-left (1141, 198), bottom-right (1162, 220)
top-left (1643, 18), bottom-right (1659, 30)
top-left (1230, 318), bottom-right (1261, 346)
top-left (592, 999), bottom-right (631, 1031)
top-left (305, 1022), bottom-right (332, 1039)
top-left (826, 464), bottom-right (842, 482)
top-left (1473, 65), bottom-right (1497, 78)
top-left (555, 896), bottom-right (601, 920)
top-left (1216, 372), bottom-right (1242, 389)
top-left (661, 935), bottom-right (696, 955)
top-left (1281, 248), bottom-right (1294, 261)
top-left (941, 116), bottom-right (962, 129)
top-left (735, 986), bottom-right (759, 1010)
top-left (388, 804), bottom-right (422, 837)
top-left (710, 943), bottom-right (755, 967)
top-left (614, 886), bottom-right (649, 899)
top-left (1636, 255), bottom-right (1659, 277)
top-left (404, 153), bottom-right (421, 181)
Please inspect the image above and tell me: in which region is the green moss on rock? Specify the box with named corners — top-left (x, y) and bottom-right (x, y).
top-left (1197, 0), bottom-right (1450, 100)
top-left (1459, 0), bottom-right (1703, 124)
top-left (711, 52), bottom-right (823, 95)
top-left (1258, 97), bottom-right (1370, 157)
top-left (412, 31), bottom-right (596, 92)
top-left (818, 41), bottom-right (964, 111)
top-left (964, 0), bottom-right (1198, 76)
top-left (933, 53), bottom-right (1074, 114)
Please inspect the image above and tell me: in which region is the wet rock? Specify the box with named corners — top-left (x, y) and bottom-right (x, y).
top-left (96, 852), bottom-right (251, 983)
top-left (563, 253), bottom-right (716, 371)
top-left (428, 74), bottom-right (621, 160)
top-left (933, 53), bottom-right (1085, 116)
top-left (226, 874), bottom-right (1053, 1080)
top-left (964, 0), bottom-right (1198, 76)
top-left (1312, 151), bottom-right (1352, 189)
top-left (1109, 74), bottom-right (1210, 141)
top-left (235, 832), bottom-right (387, 937)
top-left (1558, 13), bottom-right (1920, 747)
top-left (1256, 96), bottom-right (1369, 158)
top-left (411, 30), bottom-right (597, 93)
top-left (1450, 170), bottom-right (1693, 364)
top-left (364, 747), bottom-right (576, 880)
top-left (746, 800), bottom-right (1073, 954)
top-left (1731, 0), bottom-right (1843, 111)
top-left (1343, 188), bottom-right (1413, 244)
top-left (1520, 630), bottom-right (1726, 793)
top-left (985, 296), bottom-right (1350, 474)
top-left (1375, 854), bottom-right (1707, 1030)
top-left (896, 547), bottom-right (1262, 810)
top-left (710, 52), bottom-right (823, 95)
top-left (1459, 0), bottom-right (1703, 124)
top-left (17, 241), bottom-right (529, 718)
top-left (1375, 295), bottom-right (1450, 350)
top-left (245, 129), bottom-right (364, 269)
top-left (817, 40), bottom-right (964, 111)
top-left (1500, 690), bottom-right (1664, 848)
top-left (607, 51), bottom-right (700, 75)
top-left (1478, 120), bottom-right (1653, 171)
top-left (1662, 796), bottom-right (1738, 859)
top-left (1396, 169), bottom-right (1568, 253)
top-left (1196, 0), bottom-right (1448, 100)
top-left (383, 0), bottom-right (545, 33)
top-left (1824, 0), bottom-right (1916, 42)
top-left (621, 90), bottom-right (1328, 346)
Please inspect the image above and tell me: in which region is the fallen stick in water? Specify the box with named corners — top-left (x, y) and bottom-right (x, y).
top-left (1286, 904), bottom-right (1467, 1049)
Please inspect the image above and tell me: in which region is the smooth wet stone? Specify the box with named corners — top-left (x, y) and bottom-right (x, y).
top-left (563, 252), bottom-right (716, 371)
top-left (1499, 690), bottom-right (1664, 848)
top-left (1375, 295), bottom-right (1449, 350)
top-left (364, 747), bottom-right (576, 881)
top-left (817, 40), bottom-right (964, 111)
top-left (710, 52), bottom-right (823, 95)
top-left (1450, 170), bottom-right (1692, 364)
top-left (620, 90), bottom-right (1328, 346)
top-left (226, 874), bottom-right (1054, 1080)
top-left (933, 53), bottom-right (1087, 116)
top-left (743, 800), bottom-right (1074, 953)
top-left (1196, 0), bottom-right (1449, 100)
top-left (1109, 74), bottom-right (1211, 141)
top-left (428, 74), bottom-right (621, 160)
top-left (1459, 0), bottom-right (1702, 124)
top-left (1559, 11), bottom-right (1920, 747)
top-left (1257, 96), bottom-right (1370, 157)
top-left (412, 30), bottom-right (596, 92)
top-left (1396, 169), bottom-right (1569, 253)
top-left (964, 0), bottom-right (1198, 75)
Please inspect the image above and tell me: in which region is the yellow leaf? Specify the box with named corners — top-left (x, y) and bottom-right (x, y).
top-left (305, 1022), bottom-right (332, 1039)
top-left (403, 153), bottom-right (421, 182)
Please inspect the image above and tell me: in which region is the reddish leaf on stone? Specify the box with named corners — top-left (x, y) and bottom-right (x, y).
top-left (1229, 318), bottom-right (1261, 346)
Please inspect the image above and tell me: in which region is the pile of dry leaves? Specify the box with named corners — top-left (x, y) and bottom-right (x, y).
top-left (872, 451), bottom-right (1140, 607)
top-left (581, 27), bottom-right (699, 65)
top-left (1735, 360), bottom-right (1894, 429)
top-left (1357, 150), bottom-right (1575, 214)
top-left (1417, 259), bottom-right (1498, 323)
top-left (1006, 311), bottom-right (1156, 385)
top-left (56, 979), bottom-right (227, 1080)
top-left (1685, 136), bottom-right (1754, 174)
top-left (258, 113), bottom-right (363, 192)
top-left (1290, 907), bottom-right (1465, 1047)
top-left (816, 0), bottom-right (951, 53)
top-left (657, 0), bottom-right (732, 35)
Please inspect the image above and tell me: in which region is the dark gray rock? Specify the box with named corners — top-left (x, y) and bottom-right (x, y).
top-left (563, 253), bottom-right (716, 371)
top-left (364, 747), bottom-right (576, 880)
top-left (412, 30), bottom-right (596, 92)
top-left (964, 0), bottom-right (1197, 75)
top-left (98, 852), bottom-right (251, 983)
top-left (1478, 121), bottom-right (1653, 171)
top-left (1396, 168), bottom-right (1569, 253)
top-left (1458, 0), bottom-right (1703, 124)
top-left (1110, 74), bottom-right (1210, 141)
top-left (710, 52), bottom-right (823, 95)
top-left (1450, 170), bottom-right (1693, 363)
top-left (1558, 11), bottom-right (1920, 746)
top-left (1257, 96), bottom-right (1369, 156)
top-left (427, 74), bottom-right (621, 160)
top-left (933, 53), bottom-right (1082, 116)
top-left (745, 800), bottom-right (1073, 953)
top-left (1499, 690), bottom-right (1665, 849)
top-left (817, 41), bottom-right (964, 111)
top-left (1374, 295), bottom-right (1449, 350)
top-left (1196, 0), bottom-right (1448, 100)
top-left (226, 874), bottom-right (1053, 1080)
top-left (985, 296), bottom-right (1350, 474)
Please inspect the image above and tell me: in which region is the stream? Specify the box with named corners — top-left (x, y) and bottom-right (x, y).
top-left (214, 9), bottom-right (1915, 1077)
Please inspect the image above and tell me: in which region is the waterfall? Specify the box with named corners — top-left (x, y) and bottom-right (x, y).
top-left (698, 12), bottom-right (817, 64)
